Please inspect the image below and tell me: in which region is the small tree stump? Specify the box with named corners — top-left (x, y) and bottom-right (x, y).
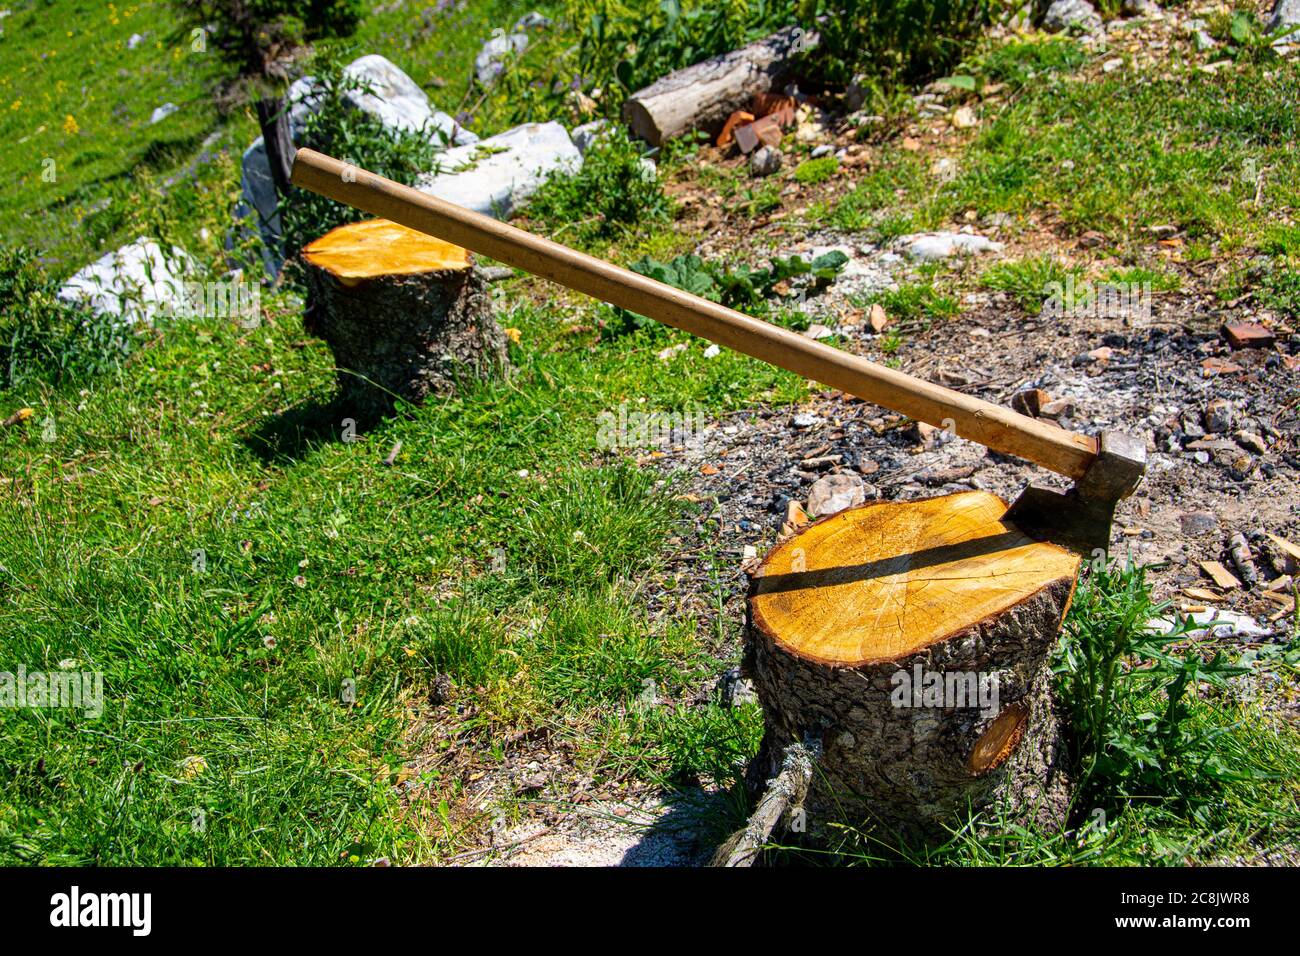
top-left (744, 490), bottom-right (1079, 843)
top-left (302, 219), bottom-right (508, 420)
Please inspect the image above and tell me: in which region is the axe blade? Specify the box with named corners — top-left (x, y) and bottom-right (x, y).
top-left (1003, 431), bottom-right (1147, 557)
top-left (1002, 484), bottom-right (1116, 557)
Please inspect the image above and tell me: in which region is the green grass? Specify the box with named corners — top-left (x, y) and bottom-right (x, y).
top-left (981, 255), bottom-right (1082, 312)
top-left (0, 0), bottom-right (235, 271)
top-left (829, 44), bottom-right (1300, 264)
top-left (793, 156), bottom-right (839, 185)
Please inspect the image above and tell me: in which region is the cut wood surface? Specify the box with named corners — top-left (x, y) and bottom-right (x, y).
top-left (744, 491), bottom-right (1078, 841)
top-left (751, 491), bottom-right (1081, 667)
top-left (622, 26), bottom-right (814, 146)
top-left (302, 218), bottom-right (506, 420)
top-left (303, 218), bottom-right (472, 283)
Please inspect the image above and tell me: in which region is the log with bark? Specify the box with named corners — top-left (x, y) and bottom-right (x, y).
top-left (737, 490), bottom-right (1079, 849)
top-left (622, 26), bottom-right (816, 147)
top-left (302, 218), bottom-right (508, 420)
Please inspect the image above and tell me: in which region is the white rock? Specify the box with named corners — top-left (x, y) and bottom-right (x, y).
top-left (806, 472), bottom-right (866, 517)
top-left (1044, 0), bottom-right (1102, 33)
top-left (1122, 0), bottom-right (1161, 17)
top-left (475, 31), bottom-right (529, 86)
top-left (238, 54), bottom-right (477, 275)
top-left (702, 344), bottom-right (721, 358)
top-left (1149, 608), bottom-right (1272, 642)
top-left (951, 106), bottom-right (978, 128)
top-left (340, 54), bottom-right (472, 143)
top-left (417, 122), bottom-right (581, 218)
top-left (149, 102), bottom-right (178, 124)
top-left (896, 231), bottom-right (1003, 261)
top-left (57, 238), bottom-right (196, 325)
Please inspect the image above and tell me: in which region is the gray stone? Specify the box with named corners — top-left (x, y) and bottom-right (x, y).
top-left (806, 472), bottom-right (867, 517)
top-left (1044, 0), bottom-right (1103, 33)
top-left (1121, 0), bottom-right (1160, 17)
top-left (416, 121), bottom-right (581, 218)
top-left (750, 145), bottom-right (782, 176)
top-left (570, 119), bottom-right (610, 155)
top-left (1269, 0), bottom-right (1300, 33)
top-left (1204, 398), bottom-right (1235, 434)
top-left (57, 237), bottom-right (196, 325)
top-left (844, 74), bottom-right (870, 112)
top-left (474, 31), bottom-right (529, 86)
top-left (1179, 511), bottom-right (1217, 535)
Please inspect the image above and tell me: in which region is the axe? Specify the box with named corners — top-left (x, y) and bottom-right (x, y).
top-left (289, 148), bottom-right (1144, 554)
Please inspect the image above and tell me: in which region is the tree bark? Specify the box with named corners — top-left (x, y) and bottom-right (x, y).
top-left (622, 26), bottom-right (816, 146)
top-left (302, 218), bottom-right (508, 421)
top-left (742, 490), bottom-right (1078, 845)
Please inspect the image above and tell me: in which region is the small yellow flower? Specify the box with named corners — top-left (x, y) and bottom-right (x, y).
top-left (179, 755), bottom-right (207, 779)
top-left (62, 114), bottom-right (78, 135)
top-left (504, 327), bottom-right (522, 344)
top-left (9, 99), bottom-right (20, 111)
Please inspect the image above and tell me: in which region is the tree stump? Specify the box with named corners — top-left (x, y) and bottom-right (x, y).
top-left (743, 490), bottom-right (1079, 844)
top-left (302, 218), bottom-right (508, 420)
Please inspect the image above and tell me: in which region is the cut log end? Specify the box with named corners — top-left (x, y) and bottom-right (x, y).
top-left (302, 218), bottom-right (507, 419)
top-left (303, 218), bottom-right (473, 285)
top-left (744, 491), bottom-right (1079, 843)
top-left (750, 490), bottom-right (1080, 667)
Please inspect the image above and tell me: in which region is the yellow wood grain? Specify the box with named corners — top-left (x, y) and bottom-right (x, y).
top-left (303, 218), bottom-right (471, 285)
top-left (750, 491), bottom-right (1080, 666)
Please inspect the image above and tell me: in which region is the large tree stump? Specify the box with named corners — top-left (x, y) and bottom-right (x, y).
top-left (622, 26), bottom-right (815, 146)
top-left (302, 218), bottom-right (508, 420)
top-left (743, 490), bottom-right (1079, 845)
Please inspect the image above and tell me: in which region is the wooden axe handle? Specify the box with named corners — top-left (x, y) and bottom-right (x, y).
top-left (290, 148), bottom-right (1098, 480)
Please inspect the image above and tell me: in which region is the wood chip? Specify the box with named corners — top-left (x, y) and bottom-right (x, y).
top-left (1183, 587), bottom-right (1221, 602)
top-left (1265, 532), bottom-right (1300, 565)
top-left (1200, 560), bottom-right (1242, 590)
top-left (869, 303), bottom-right (889, 333)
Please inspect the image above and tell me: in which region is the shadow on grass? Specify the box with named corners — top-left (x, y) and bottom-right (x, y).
top-left (243, 395), bottom-right (388, 464)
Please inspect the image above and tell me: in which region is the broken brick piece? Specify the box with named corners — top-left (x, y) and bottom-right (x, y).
top-left (750, 92), bottom-right (797, 120)
top-left (1221, 322), bottom-right (1276, 350)
top-left (717, 110), bottom-right (755, 147)
top-left (734, 114), bottom-right (784, 154)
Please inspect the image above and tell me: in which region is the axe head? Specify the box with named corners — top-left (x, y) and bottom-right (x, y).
top-left (1002, 431), bottom-right (1147, 557)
